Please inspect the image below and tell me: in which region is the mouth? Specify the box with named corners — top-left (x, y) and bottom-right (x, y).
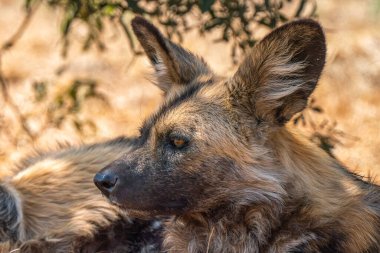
top-left (106, 196), bottom-right (154, 218)
top-left (107, 194), bottom-right (189, 216)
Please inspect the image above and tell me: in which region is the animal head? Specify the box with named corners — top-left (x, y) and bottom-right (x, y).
top-left (94, 16), bottom-right (326, 217)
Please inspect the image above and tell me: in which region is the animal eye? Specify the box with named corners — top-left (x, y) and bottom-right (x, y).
top-left (170, 136), bottom-right (188, 149)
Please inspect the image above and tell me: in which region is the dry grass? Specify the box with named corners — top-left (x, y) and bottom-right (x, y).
top-left (0, 0), bottom-right (379, 181)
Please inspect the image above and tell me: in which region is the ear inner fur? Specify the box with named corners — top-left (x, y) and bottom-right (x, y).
top-left (131, 16), bottom-right (212, 94)
top-left (231, 19), bottom-right (326, 125)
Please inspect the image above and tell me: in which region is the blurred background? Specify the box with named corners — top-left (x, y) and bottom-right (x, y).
top-left (0, 0), bottom-right (379, 181)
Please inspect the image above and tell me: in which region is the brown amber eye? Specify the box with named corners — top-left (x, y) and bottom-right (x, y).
top-left (171, 137), bottom-right (187, 149)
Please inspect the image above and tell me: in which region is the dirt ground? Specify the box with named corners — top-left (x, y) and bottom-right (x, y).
top-left (0, 0), bottom-right (379, 180)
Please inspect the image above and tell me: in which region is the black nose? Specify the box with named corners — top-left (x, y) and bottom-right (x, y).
top-left (94, 171), bottom-right (118, 196)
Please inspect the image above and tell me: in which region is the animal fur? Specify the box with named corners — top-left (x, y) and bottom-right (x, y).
top-left (0, 137), bottom-right (163, 253)
top-left (95, 17), bottom-right (380, 253)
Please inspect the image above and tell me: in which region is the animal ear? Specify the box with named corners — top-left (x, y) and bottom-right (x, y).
top-left (131, 17), bottom-right (211, 94)
top-left (231, 19), bottom-right (326, 125)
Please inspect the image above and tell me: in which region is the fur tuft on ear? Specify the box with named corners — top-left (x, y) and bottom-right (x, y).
top-left (131, 17), bottom-right (212, 94)
top-left (231, 19), bottom-right (326, 125)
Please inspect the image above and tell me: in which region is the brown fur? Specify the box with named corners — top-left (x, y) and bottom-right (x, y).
top-left (0, 137), bottom-right (163, 253)
top-left (95, 17), bottom-right (380, 253)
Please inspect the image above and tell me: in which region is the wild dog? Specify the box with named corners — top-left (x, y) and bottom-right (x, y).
top-left (0, 137), bottom-right (163, 253)
top-left (95, 17), bottom-right (380, 253)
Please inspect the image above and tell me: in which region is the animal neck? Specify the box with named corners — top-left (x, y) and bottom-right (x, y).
top-left (266, 127), bottom-right (379, 252)
top-left (164, 201), bottom-right (283, 253)
top-left (268, 127), bottom-right (354, 209)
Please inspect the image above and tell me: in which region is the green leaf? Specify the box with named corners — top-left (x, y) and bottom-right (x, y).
top-left (102, 4), bottom-right (118, 16)
top-left (203, 18), bottom-right (223, 30)
top-left (199, 0), bottom-right (215, 13)
top-left (33, 81), bottom-right (47, 102)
